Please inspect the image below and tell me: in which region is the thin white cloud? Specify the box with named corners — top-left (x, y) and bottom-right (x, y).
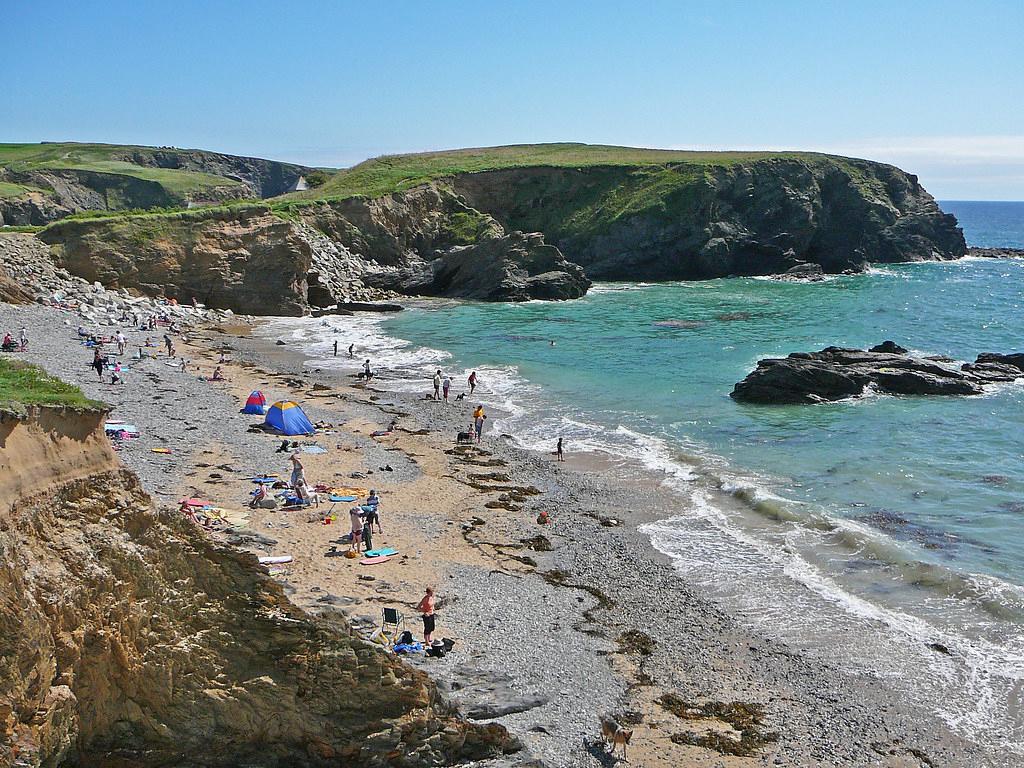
top-left (671, 137), bottom-right (1024, 199)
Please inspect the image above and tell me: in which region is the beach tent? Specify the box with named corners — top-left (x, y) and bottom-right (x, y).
top-left (242, 390), bottom-right (267, 414)
top-left (264, 400), bottom-right (315, 435)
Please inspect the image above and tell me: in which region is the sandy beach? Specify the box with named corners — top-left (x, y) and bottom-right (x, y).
top-left (0, 300), bottom-right (986, 768)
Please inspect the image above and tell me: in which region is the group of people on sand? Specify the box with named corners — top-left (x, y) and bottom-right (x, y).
top-left (432, 369), bottom-right (479, 402)
top-left (348, 489), bottom-right (382, 553)
top-left (1, 327), bottom-right (27, 352)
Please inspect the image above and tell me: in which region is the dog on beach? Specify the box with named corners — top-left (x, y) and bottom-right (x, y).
top-left (599, 716), bottom-right (633, 760)
top-left (456, 429), bottom-right (474, 444)
top-left (454, 392), bottom-right (466, 401)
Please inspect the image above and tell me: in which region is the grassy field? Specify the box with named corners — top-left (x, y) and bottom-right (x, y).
top-left (0, 142), bottom-right (244, 197)
top-left (0, 358), bottom-right (103, 410)
top-left (0, 180), bottom-right (42, 200)
top-left (291, 143), bottom-right (836, 201)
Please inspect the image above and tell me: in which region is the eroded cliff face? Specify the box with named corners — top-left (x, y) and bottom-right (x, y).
top-left (40, 207), bottom-right (313, 315)
top-left (0, 407), bottom-right (513, 767)
top-left (452, 157), bottom-right (966, 279)
top-left (37, 185), bottom-right (590, 312)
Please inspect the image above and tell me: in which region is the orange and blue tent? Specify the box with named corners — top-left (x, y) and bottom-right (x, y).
top-left (264, 400), bottom-right (315, 435)
top-left (242, 390), bottom-right (267, 414)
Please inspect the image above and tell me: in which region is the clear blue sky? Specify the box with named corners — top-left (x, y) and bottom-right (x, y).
top-left (3, 1), bottom-right (1022, 199)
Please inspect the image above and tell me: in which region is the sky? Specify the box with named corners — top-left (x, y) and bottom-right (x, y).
top-left (3, 1), bottom-right (1023, 199)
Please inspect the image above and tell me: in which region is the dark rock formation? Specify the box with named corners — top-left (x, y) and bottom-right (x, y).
top-left (731, 345), bottom-right (1024, 404)
top-left (453, 158), bottom-right (966, 279)
top-left (869, 341), bottom-right (908, 354)
top-left (967, 247), bottom-right (1024, 259)
top-left (364, 230), bottom-right (589, 301)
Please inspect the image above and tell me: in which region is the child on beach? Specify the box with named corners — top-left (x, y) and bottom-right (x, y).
top-left (473, 405), bottom-right (486, 442)
top-left (417, 587), bottom-right (436, 644)
top-left (468, 371), bottom-right (477, 394)
top-left (556, 437), bottom-right (564, 461)
top-left (349, 507), bottom-right (363, 552)
top-left (442, 375), bottom-right (451, 403)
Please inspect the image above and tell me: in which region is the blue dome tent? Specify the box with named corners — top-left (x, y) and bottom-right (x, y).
top-left (264, 400), bottom-right (315, 435)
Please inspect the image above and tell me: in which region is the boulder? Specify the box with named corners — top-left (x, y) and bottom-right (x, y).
top-left (731, 344), bottom-right (1024, 404)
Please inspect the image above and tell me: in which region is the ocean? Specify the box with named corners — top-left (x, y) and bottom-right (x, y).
top-left (263, 200), bottom-right (1024, 754)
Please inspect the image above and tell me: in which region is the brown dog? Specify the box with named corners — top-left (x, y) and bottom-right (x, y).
top-left (599, 715), bottom-right (633, 760)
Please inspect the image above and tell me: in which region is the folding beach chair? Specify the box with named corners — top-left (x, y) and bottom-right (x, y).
top-left (382, 607), bottom-right (404, 638)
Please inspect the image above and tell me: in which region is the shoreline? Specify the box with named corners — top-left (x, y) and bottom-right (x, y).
top-left (0, 301), bottom-right (989, 767)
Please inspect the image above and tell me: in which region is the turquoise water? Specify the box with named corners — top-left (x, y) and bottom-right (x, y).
top-left (264, 202), bottom-right (1024, 752)
top-left (384, 261), bottom-right (1024, 589)
top-left (364, 257), bottom-right (1024, 752)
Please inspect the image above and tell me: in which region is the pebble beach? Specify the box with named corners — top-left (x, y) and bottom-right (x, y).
top-left (0, 285), bottom-right (990, 768)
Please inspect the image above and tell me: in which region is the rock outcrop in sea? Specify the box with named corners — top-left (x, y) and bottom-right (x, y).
top-left (0, 402), bottom-right (515, 766)
top-left (731, 344), bottom-right (1024, 404)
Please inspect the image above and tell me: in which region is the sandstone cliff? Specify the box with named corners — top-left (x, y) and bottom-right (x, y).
top-left (0, 405), bottom-right (513, 766)
top-left (40, 207), bottom-right (314, 316)
top-left (38, 185), bottom-right (591, 313)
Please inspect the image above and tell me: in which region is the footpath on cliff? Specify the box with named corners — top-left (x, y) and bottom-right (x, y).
top-left (0, 232), bottom-right (991, 767)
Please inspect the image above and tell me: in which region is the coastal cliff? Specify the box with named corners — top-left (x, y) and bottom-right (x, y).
top-left (0, 143), bottom-right (312, 225)
top-left (452, 156), bottom-right (965, 278)
top-left (26, 143), bottom-right (965, 312)
top-left (0, 397), bottom-right (513, 767)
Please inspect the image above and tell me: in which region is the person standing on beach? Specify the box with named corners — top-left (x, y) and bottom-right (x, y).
top-left (417, 587), bottom-right (436, 644)
top-left (473, 405), bottom-right (486, 442)
top-left (348, 343), bottom-right (354, 358)
top-left (433, 370), bottom-right (442, 400)
top-left (442, 375), bottom-right (451, 403)
top-left (349, 507), bottom-right (363, 553)
top-left (333, 339), bottom-right (338, 357)
top-left (290, 453), bottom-right (305, 488)
top-left (115, 330), bottom-right (126, 355)
top-left (92, 349), bottom-right (105, 379)
top-left (556, 437), bottom-right (564, 462)
top-left (468, 371), bottom-right (477, 394)
top-left (163, 334), bottom-right (173, 356)
top-left (19, 327), bottom-right (28, 350)
top-left (363, 359), bottom-right (373, 380)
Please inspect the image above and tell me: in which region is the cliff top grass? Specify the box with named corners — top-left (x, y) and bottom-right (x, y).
top-left (289, 142), bottom-right (839, 201)
top-left (0, 142), bottom-right (245, 198)
top-left (0, 358), bottom-right (104, 410)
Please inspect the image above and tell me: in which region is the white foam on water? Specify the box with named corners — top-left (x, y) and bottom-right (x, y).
top-left (261, 308), bottom-right (1024, 755)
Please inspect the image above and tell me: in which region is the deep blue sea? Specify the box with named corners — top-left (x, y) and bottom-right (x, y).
top-left (264, 200), bottom-right (1024, 755)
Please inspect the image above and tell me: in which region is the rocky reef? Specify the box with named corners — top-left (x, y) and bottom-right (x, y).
top-left (0, 404), bottom-right (514, 766)
top-left (731, 343), bottom-right (1024, 404)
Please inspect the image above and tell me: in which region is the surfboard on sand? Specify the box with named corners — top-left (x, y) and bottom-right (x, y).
top-left (258, 555), bottom-right (293, 565)
top-left (360, 555), bottom-right (393, 565)
top-left (363, 548), bottom-right (398, 558)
